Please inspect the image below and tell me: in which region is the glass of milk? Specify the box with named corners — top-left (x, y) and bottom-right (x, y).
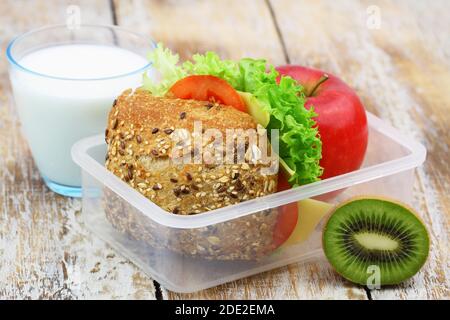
top-left (6, 24), bottom-right (153, 197)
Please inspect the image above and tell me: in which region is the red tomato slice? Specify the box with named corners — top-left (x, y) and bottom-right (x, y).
top-left (169, 75), bottom-right (246, 112)
top-left (272, 172), bottom-right (299, 248)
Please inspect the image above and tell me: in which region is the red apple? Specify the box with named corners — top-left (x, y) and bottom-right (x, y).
top-left (276, 65), bottom-right (368, 179)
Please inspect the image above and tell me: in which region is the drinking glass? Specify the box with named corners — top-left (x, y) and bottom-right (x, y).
top-left (6, 24), bottom-right (154, 197)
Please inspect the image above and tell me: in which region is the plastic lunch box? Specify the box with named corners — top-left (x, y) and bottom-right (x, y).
top-left (71, 112), bottom-right (426, 293)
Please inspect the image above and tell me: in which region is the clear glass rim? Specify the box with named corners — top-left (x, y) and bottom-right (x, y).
top-left (6, 23), bottom-right (154, 81)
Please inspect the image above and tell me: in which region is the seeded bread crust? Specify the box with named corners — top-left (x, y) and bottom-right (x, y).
top-left (105, 89), bottom-right (277, 214)
top-left (104, 89), bottom-right (279, 260)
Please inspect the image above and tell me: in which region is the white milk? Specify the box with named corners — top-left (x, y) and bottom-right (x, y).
top-left (9, 44), bottom-right (149, 187)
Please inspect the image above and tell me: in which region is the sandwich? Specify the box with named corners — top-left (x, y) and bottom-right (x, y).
top-left (103, 44), bottom-right (322, 260)
top-left (105, 90), bottom-right (278, 215)
top-left (104, 89), bottom-right (279, 260)
top-left (142, 44), bottom-right (322, 187)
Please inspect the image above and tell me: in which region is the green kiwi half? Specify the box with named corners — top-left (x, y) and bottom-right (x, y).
top-left (323, 197), bottom-right (429, 286)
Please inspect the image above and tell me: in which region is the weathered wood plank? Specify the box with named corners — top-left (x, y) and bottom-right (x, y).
top-left (113, 0), bottom-right (368, 300)
top-left (164, 260), bottom-right (367, 300)
top-left (0, 0), bottom-right (157, 299)
top-left (270, 0), bottom-right (449, 299)
top-left (113, 0), bottom-right (285, 64)
top-left (1, 0), bottom-right (447, 300)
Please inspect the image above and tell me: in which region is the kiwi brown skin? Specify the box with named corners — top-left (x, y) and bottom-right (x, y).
top-left (322, 195), bottom-right (430, 286)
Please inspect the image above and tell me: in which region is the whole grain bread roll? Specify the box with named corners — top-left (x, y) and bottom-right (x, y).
top-left (104, 89), bottom-right (280, 260)
top-left (105, 89), bottom-right (277, 214)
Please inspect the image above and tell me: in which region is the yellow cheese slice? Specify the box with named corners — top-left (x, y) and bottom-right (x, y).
top-left (280, 198), bottom-right (334, 248)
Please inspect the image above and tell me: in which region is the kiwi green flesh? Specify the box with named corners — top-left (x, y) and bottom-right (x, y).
top-left (323, 198), bottom-right (429, 286)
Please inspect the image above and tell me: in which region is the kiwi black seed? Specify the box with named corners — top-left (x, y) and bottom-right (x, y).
top-left (323, 197), bottom-right (429, 286)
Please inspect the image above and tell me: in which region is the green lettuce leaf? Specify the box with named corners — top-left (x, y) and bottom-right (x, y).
top-left (262, 77), bottom-right (322, 186)
top-left (183, 52), bottom-right (242, 89)
top-left (142, 43), bottom-right (322, 186)
top-left (143, 43), bottom-right (187, 96)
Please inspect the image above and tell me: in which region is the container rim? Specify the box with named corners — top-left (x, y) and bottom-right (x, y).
top-left (71, 112), bottom-right (427, 229)
top-left (6, 24), bottom-right (155, 81)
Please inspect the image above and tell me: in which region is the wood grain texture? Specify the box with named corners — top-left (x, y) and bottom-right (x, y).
top-left (0, 0), bottom-right (156, 299)
top-left (0, 0), bottom-right (448, 300)
top-left (270, 0), bottom-right (449, 300)
top-left (112, 0), bottom-right (285, 64)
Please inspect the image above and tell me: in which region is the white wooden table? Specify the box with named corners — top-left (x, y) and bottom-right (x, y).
top-left (0, 0), bottom-right (448, 299)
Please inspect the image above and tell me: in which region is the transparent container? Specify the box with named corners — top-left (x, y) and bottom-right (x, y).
top-left (71, 112), bottom-right (426, 293)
